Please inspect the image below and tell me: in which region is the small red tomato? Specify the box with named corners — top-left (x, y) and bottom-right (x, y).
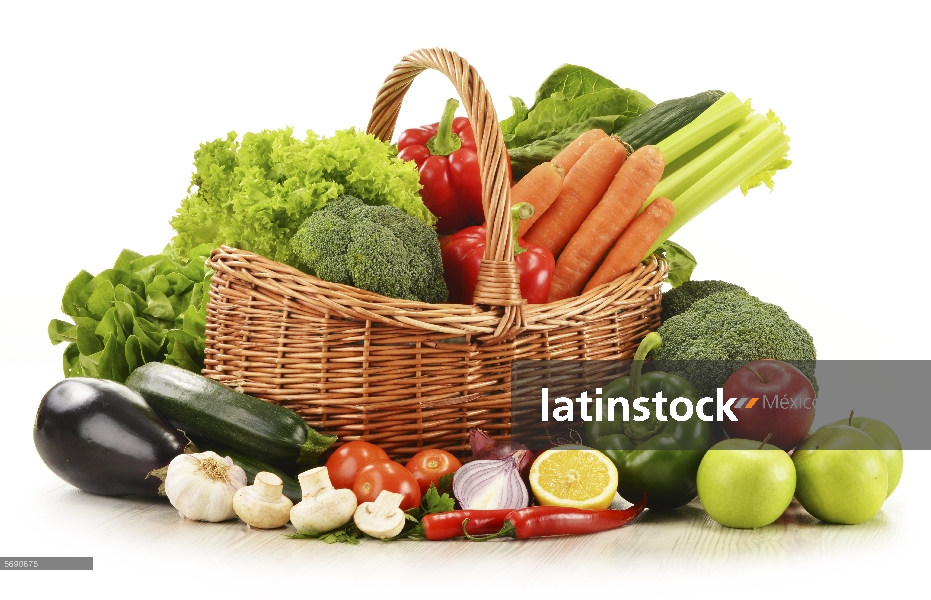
top-left (353, 459), bottom-right (422, 510)
top-left (405, 449), bottom-right (462, 496)
top-left (325, 441), bottom-right (390, 490)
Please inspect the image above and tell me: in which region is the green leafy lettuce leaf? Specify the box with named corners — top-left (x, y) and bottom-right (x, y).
top-left (500, 97), bottom-right (530, 140)
top-left (501, 64), bottom-right (653, 179)
top-left (48, 319), bottom-right (77, 345)
top-left (532, 64), bottom-right (621, 106)
top-left (170, 128), bottom-right (429, 267)
top-left (507, 116), bottom-right (618, 178)
top-left (509, 89), bottom-right (652, 148)
top-left (49, 246), bottom-right (214, 382)
top-left (654, 241), bottom-right (697, 288)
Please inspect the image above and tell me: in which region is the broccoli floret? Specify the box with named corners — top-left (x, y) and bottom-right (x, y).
top-left (290, 211), bottom-right (353, 284)
top-left (654, 291), bottom-right (817, 398)
top-left (347, 204), bottom-right (448, 304)
top-left (290, 195), bottom-right (448, 303)
top-left (661, 280), bottom-right (748, 322)
top-left (323, 194), bottom-right (365, 220)
top-left (345, 219), bottom-right (415, 300)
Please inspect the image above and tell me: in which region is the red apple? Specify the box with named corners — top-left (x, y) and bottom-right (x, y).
top-left (722, 360), bottom-right (816, 451)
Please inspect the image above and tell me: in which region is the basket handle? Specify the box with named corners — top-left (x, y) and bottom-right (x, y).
top-left (366, 48), bottom-right (524, 335)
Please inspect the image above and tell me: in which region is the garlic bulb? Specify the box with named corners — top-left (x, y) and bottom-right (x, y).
top-left (165, 451), bottom-right (247, 522)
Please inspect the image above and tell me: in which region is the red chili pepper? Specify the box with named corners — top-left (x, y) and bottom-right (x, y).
top-left (421, 509), bottom-right (514, 541)
top-left (464, 494), bottom-right (648, 540)
top-left (441, 203), bottom-right (555, 304)
top-left (397, 99), bottom-right (484, 233)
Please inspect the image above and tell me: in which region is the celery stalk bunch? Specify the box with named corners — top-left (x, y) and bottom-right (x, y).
top-left (645, 93), bottom-right (791, 255)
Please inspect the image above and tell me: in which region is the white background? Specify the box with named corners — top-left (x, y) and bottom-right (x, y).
top-left (1, 0), bottom-right (928, 596)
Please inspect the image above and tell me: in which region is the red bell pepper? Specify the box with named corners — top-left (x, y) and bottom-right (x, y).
top-left (441, 203), bottom-right (555, 305)
top-left (397, 99), bottom-right (484, 233)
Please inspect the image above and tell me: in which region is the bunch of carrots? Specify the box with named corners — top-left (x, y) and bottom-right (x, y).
top-left (509, 129), bottom-right (674, 302)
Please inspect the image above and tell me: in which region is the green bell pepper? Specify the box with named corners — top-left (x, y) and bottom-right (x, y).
top-left (585, 332), bottom-right (717, 510)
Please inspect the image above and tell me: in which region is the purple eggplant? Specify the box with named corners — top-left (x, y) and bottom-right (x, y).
top-left (34, 378), bottom-right (189, 496)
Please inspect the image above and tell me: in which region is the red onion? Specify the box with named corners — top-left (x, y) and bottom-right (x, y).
top-left (452, 454), bottom-right (529, 510)
top-left (469, 428), bottom-right (534, 478)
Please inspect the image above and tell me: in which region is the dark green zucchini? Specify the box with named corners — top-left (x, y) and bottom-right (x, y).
top-left (617, 90), bottom-right (725, 151)
top-left (191, 437), bottom-right (303, 503)
top-left (125, 362), bottom-right (336, 468)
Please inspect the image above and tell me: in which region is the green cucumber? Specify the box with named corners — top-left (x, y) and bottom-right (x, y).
top-left (191, 437), bottom-right (303, 503)
top-left (618, 90), bottom-right (725, 151)
top-left (125, 362), bottom-right (336, 468)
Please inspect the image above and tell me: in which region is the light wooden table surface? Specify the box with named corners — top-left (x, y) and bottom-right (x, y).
top-left (4, 365), bottom-right (926, 598)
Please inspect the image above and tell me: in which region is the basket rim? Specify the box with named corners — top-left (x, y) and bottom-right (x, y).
top-left (207, 245), bottom-right (667, 336)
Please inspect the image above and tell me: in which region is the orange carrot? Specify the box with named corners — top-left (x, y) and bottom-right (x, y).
top-left (524, 136), bottom-right (627, 257)
top-left (510, 162), bottom-right (565, 237)
top-left (547, 146), bottom-right (666, 301)
top-left (552, 128), bottom-right (609, 172)
top-left (582, 197), bottom-right (676, 293)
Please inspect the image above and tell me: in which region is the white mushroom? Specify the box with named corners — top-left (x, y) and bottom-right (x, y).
top-left (233, 471), bottom-right (293, 529)
top-left (353, 490), bottom-right (406, 539)
top-left (289, 467), bottom-right (357, 533)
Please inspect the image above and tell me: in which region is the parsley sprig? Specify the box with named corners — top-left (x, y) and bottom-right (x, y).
top-left (402, 473), bottom-right (455, 540)
top-left (287, 523), bottom-right (363, 544)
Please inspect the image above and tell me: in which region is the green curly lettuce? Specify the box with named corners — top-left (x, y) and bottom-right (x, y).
top-left (170, 127), bottom-right (431, 267)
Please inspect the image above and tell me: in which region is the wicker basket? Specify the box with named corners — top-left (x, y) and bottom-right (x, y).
top-left (202, 48), bottom-right (666, 459)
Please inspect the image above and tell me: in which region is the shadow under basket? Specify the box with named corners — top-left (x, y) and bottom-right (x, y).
top-left (200, 48), bottom-right (667, 460)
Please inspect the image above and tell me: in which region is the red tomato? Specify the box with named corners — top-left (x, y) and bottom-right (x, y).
top-left (325, 441), bottom-right (390, 490)
top-left (353, 460), bottom-right (422, 510)
top-left (405, 449), bottom-right (462, 496)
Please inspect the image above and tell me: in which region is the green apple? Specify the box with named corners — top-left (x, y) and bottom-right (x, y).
top-left (697, 438), bottom-right (796, 529)
top-left (826, 415), bottom-right (903, 497)
top-left (792, 425), bottom-right (887, 524)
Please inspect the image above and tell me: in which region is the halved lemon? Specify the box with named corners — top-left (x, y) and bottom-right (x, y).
top-left (529, 448), bottom-right (619, 510)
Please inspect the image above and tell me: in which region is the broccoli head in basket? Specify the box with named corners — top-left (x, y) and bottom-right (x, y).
top-left (291, 195), bottom-right (447, 303)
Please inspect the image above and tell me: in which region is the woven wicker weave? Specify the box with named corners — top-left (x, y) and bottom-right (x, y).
top-left (203, 48), bottom-right (666, 459)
